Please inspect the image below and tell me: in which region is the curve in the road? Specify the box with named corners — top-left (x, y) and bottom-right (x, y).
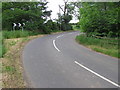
top-left (22, 31), bottom-right (119, 88)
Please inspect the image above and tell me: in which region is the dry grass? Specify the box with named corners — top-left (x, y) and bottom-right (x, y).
top-left (2, 35), bottom-right (44, 88)
top-left (0, 58), bottom-right (2, 88)
top-left (1, 31), bottom-right (74, 88)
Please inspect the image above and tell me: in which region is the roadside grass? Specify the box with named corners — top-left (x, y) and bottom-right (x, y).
top-left (0, 32), bottom-right (7, 58)
top-left (0, 30), bottom-right (47, 87)
top-left (72, 25), bottom-right (80, 31)
top-left (0, 59), bottom-right (2, 88)
top-left (1, 29), bottom-right (75, 58)
top-left (0, 30), bottom-right (75, 88)
top-left (0, 30), bottom-right (43, 58)
top-left (76, 35), bottom-right (119, 58)
top-left (2, 34), bottom-right (44, 88)
top-left (0, 32), bottom-right (2, 58)
top-left (2, 30), bottom-right (42, 39)
top-left (2, 29), bottom-right (72, 87)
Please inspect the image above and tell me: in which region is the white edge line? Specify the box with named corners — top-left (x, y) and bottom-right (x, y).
top-left (74, 61), bottom-right (120, 88)
top-left (53, 40), bottom-right (60, 52)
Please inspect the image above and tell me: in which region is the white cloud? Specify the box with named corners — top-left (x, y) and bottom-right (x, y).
top-left (47, 0), bottom-right (64, 19)
top-left (47, 0), bottom-right (79, 23)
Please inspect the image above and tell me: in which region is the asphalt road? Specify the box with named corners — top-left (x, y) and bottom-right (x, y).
top-left (22, 31), bottom-right (119, 88)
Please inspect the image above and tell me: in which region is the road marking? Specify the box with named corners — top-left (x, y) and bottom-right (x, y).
top-left (56, 35), bottom-right (63, 38)
top-left (61, 35), bottom-right (64, 37)
top-left (68, 33), bottom-right (73, 34)
top-left (53, 40), bottom-right (60, 52)
top-left (74, 61), bottom-right (120, 88)
top-left (57, 36), bottom-right (61, 38)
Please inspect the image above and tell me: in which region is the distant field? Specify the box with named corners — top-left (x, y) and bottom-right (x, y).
top-left (76, 35), bottom-right (119, 58)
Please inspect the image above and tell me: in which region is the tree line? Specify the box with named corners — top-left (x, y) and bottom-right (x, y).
top-left (2, 1), bottom-right (75, 34)
top-left (2, 1), bottom-right (119, 37)
top-left (2, 2), bottom-right (53, 33)
top-left (77, 2), bottom-right (119, 37)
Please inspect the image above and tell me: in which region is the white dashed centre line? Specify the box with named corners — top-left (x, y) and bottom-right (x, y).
top-left (53, 32), bottom-right (75, 52)
top-left (53, 40), bottom-right (60, 52)
top-left (56, 35), bottom-right (63, 38)
top-left (74, 61), bottom-right (120, 88)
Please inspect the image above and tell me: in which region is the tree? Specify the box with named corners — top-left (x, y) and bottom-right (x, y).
top-left (57, 0), bottom-right (74, 31)
top-left (2, 2), bottom-right (52, 34)
top-left (78, 2), bottom-right (119, 37)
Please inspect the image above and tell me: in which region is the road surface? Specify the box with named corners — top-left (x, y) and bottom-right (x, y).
top-left (22, 31), bottom-right (119, 88)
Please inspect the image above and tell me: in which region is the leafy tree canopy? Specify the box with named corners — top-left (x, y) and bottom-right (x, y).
top-left (78, 2), bottom-right (119, 37)
top-left (2, 2), bottom-right (53, 33)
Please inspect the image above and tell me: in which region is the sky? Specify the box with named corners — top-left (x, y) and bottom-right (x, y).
top-left (47, 0), bottom-right (79, 23)
top-left (46, 0), bottom-right (119, 23)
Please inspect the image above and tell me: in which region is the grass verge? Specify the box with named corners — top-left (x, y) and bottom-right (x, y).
top-left (1, 30), bottom-right (75, 88)
top-left (0, 30), bottom-right (42, 58)
top-left (1, 34), bottom-right (44, 88)
top-left (76, 35), bottom-right (119, 58)
top-left (1, 30), bottom-right (74, 58)
top-left (2, 30), bottom-right (42, 39)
